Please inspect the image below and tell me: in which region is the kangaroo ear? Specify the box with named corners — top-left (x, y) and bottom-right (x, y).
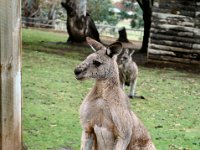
top-left (86, 37), bottom-right (105, 52)
top-left (61, 2), bottom-right (65, 8)
top-left (130, 50), bottom-right (135, 56)
top-left (106, 42), bottom-right (122, 58)
top-left (124, 48), bottom-right (129, 54)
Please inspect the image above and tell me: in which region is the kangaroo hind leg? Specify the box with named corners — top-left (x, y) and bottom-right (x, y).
top-left (129, 78), bottom-right (137, 99)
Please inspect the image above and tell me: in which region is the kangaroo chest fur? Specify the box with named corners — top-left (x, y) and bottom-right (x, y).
top-left (119, 64), bottom-right (132, 84)
top-left (80, 96), bottom-right (117, 149)
top-left (80, 97), bottom-right (114, 132)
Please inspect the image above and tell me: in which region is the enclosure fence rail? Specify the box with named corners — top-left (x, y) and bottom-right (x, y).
top-left (22, 17), bottom-right (144, 40)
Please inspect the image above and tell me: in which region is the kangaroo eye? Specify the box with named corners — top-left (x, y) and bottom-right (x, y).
top-left (93, 60), bottom-right (102, 67)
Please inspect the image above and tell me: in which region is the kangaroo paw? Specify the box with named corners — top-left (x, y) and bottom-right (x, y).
top-left (128, 95), bottom-right (134, 99)
top-left (140, 96), bottom-right (145, 99)
top-left (128, 95), bottom-right (146, 100)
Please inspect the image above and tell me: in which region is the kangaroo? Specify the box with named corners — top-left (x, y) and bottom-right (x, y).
top-left (118, 49), bottom-right (144, 99)
top-left (74, 37), bottom-right (156, 150)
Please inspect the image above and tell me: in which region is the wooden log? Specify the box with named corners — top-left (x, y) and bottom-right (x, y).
top-left (158, 3), bottom-right (196, 11)
top-left (193, 44), bottom-right (200, 50)
top-left (150, 28), bottom-right (194, 38)
top-left (148, 54), bottom-right (200, 65)
top-left (147, 58), bottom-right (200, 66)
top-left (194, 32), bottom-right (200, 38)
top-left (148, 48), bottom-right (200, 60)
top-left (150, 33), bottom-right (200, 44)
top-left (151, 24), bottom-right (195, 32)
top-left (149, 44), bottom-right (200, 54)
top-left (151, 24), bottom-right (200, 36)
top-left (0, 0), bottom-right (22, 150)
top-left (195, 12), bottom-right (200, 27)
top-left (150, 39), bottom-right (193, 49)
top-left (151, 19), bottom-right (195, 27)
top-left (155, 0), bottom-right (196, 7)
top-left (196, 6), bottom-right (200, 12)
top-left (191, 60), bottom-right (200, 65)
top-left (152, 7), bottom-right (195, 17)
top-left (151, 12), bottom-right (195, 27)
top-left (148, 54), bottom-right (193, 64)
top-left (152, 12), bottom-right (194, 23)
top-left (195, 18), bottom-right (200, 24)
top-left (196, 11), bottom-right (200, 17)
top-left (195, 23), bottom-right (200, 28)
top-left (148, 48), bottom-right (176, 56)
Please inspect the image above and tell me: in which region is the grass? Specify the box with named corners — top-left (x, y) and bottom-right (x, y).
top-left (22, 28), bottom-right (200, 150)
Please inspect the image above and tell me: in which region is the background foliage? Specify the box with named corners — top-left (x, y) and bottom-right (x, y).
top-left (87, 0), bottom-right (119, 25)
top-left (21, 0), bottom-right (144, 27)
top-left (120, 0), bottom-right (144, 28)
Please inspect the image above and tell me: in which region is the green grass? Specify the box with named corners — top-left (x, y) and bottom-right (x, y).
top-left (22, 28), bottom-right (200, 150)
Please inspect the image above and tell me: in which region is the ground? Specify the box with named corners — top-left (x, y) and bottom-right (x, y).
top-left (22, 28), bottom-right (200, 150)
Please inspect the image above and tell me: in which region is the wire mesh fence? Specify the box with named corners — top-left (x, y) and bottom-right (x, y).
top-left (22, 17), bottom-right (143, 41)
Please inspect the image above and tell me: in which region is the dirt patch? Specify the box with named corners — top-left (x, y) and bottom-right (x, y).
top-left (100, 36), bottom-right (142, 50)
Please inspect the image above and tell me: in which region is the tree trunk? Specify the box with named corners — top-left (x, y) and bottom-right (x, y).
top-left (136, 0), bottom-right (153, 53)
top-left (61, 0), bottom-right (100, 43)
top-left (117, 27), bottom-right (129, 42)
top-left (141, 15), bottom-right (151, 53)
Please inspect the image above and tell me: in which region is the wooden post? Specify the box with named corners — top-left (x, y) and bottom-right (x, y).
top-left (0, 0), bottom-right (22, 150)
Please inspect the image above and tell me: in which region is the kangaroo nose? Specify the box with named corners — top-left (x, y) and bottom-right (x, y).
top-left (74, 68), bottom-right (82, 76)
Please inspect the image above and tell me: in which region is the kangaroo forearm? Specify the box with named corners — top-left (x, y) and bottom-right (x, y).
top-left (81, 131), bottom-right (94, 150)
top-left (114, 139), bottom-right (129, 150)
top-left (85, 137), bottom-right (93, 150)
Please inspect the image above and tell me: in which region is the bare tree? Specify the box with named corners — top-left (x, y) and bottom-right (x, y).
top-left (61, 0), bottom-right (100, 43)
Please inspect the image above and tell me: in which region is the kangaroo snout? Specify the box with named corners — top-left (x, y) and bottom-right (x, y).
top-left (74, 68), bottom-right (82, 76)
top-left (74, 65), bottom-right (88, 80)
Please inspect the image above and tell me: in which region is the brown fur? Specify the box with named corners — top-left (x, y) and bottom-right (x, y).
top-left (118, 49), bottom-right (138, 98)
top-left (74, 37), bottom-right (156, 150)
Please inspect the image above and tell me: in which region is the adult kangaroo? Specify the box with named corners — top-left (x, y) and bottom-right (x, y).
top-left (74, 37), bottom-right (156, 150)
top-left (118, 49), bottom-right (145, 99)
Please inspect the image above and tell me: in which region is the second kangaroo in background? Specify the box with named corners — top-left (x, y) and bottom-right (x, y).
top-left (118, 49), bottom-right (144, 99)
